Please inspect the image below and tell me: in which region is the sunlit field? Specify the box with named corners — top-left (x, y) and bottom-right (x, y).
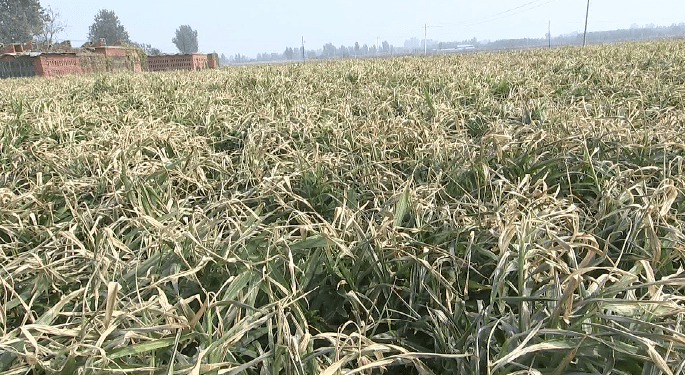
top-left (1, 39), bottom-right (684, 374)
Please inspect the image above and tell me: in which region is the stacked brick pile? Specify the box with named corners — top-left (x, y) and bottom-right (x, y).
top-left (1, 39), bottom-right (219, 79)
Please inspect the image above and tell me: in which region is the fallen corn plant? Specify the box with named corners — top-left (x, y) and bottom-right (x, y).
top-left (0, 39), bottom-right (684, 374)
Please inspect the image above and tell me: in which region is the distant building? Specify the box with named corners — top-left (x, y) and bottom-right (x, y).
top-left (439, 45), bottom-right (476, 53)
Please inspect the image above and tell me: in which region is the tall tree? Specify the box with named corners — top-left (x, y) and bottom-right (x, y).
top-left (87, 9), bottom-right (129, 45)
top-left (322, 42), bottom-right (336, 57)
top-left (0, 0), bottom-right (45, 43)
top-left (172, 25), bottom-right (198, 54)
top-left (37, 5), bottom-right (65, 45)
top-left (283, 47), bottom-right (294, 60)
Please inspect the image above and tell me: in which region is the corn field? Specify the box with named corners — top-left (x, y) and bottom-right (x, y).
top-left (1, 39), bottom-right (684, 374)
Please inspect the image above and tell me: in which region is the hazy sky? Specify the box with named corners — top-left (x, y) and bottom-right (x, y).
top-left (43, 0), bottom-right (685, 57)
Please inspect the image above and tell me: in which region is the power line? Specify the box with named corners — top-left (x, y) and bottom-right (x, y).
top-left (440, 0), bottom-right (561, 30)
top-left (468, 0), bottom-right (552, 22)
top-left (297, 2), bottom-right (554, 49)
top-left (419, 0), bottom-right (561, 43)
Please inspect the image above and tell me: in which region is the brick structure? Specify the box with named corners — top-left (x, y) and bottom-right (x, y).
top-left (0, 43), bottom-right (37, 54)
top-left (94, 45), bottom-right (128, 57)
top-left (33, 53), bottom-right (82, 77)
top-left (148, 54), bottom-right (193, 71)
top-left (1, 52), bottom-right (82, 78)
top-left (207, 53), bottom-right (219, 68)
top-left (0, 55), bottom-right (35, 78)
top-left (87, 39), bottom-right (128, 58)
top-left (1, 39), bottom-right (218, 78)
top-left (147, 53), bottom-right (218, 72)
top-left (35, 41), bottom-right (73, 53)
top-left (147, 55), bottom-right (187, 71)
top-left (0, 44), bottom-right (15, 54)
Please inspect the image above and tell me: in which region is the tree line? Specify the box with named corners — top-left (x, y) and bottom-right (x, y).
top-left (223, 40), bottom-right (397, 64)
top-left (485, 22), bottom-right (685, 50)
top-left (224, 22), bottom-right (685, 64)
top-left (1, 0), bottom-right (200, 55)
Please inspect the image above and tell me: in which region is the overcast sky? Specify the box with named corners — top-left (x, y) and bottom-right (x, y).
top-left (43, 0), bottom-right (685, 57)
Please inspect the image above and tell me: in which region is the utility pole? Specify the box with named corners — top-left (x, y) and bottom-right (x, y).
top-left (424, 24), bottom-right (427, 55)
top-left (423, 24), bottom-right (441, 55)
top-left (548, 20), bottom-right (551, 49)
top-left (583, 0), bottom-right (590, 46)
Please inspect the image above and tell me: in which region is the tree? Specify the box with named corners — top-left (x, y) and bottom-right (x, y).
top-left (172, 25), bottom-right (198, 54)
top-left (87, 9), bottom-right (129, 45)
top-left (132, 42), bottom-right (161, 55)
top-left (37, 5), bottom-right (65, 45)
top-left (147, 45), bottom-right (161, 55)
top-left (284, 47), bottom-right (294, 60)
top-left (0, 0), bottom-right (45, 43)
top-left (322, 42), bottom-right (336, 57)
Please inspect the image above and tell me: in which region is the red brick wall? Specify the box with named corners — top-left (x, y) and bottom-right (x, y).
top-left (147, 53), bottom-right (218, 72)
top-left (147, 55), bottom-right (193, 71)
top-left (34, 54), bottom-right (82, 77)
top-left (191, 54), bottom-right (209, 69)
top-left (207, 53), bottom-right (219, 68)
top-left (0, 44), bottom-right (15, 54)
top-left (94, 46), bottom-right (128, 57)
top-left (3, 46), bottom-right (217, 77)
